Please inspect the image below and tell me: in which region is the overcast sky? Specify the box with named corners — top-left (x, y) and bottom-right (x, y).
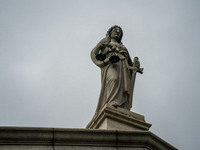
top-left (0, 0), bottom-right (200, 149)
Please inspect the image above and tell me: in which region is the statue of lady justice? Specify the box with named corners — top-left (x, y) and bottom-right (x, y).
top-left (91, 25), bottom-right (143, 114)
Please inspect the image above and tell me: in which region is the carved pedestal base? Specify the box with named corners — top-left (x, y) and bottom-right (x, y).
top-left (86, 104), bottom-right (151, 131)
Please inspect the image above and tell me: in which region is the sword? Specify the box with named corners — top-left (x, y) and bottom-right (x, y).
top-left (128, 57), bottom-right (143, 109)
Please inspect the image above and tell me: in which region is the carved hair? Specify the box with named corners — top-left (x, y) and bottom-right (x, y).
top-left (105, 25), bottom-right (123, 43)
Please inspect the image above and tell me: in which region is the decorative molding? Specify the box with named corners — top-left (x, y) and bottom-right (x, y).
top-left (0, 127), bottom-right (177, 150)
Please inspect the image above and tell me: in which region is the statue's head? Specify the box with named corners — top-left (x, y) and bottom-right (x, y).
top-left (106, 25), bottom-right (123, 42)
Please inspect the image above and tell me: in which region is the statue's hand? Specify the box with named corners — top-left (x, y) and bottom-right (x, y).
top-left (102, 43), bottom-right (112, 49)
top-left (102, 43), bottom-right (119, 52)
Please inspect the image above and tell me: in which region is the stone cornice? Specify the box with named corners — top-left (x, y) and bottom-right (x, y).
top-left (0, 127), bottom-right (177, 150)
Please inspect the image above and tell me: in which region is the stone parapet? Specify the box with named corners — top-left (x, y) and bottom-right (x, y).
top-left (0, 127), bottom-right (177, 150)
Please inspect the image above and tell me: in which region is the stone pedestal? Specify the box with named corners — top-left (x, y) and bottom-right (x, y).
top-left (86, 104), bottom-right (151, 130)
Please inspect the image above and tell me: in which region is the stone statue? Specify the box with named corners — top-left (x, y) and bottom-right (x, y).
top-left (91, 25), bottom-right (143, 114)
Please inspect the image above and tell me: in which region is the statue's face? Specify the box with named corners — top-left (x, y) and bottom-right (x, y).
top-left (110, 27), bottom-right (122, 41)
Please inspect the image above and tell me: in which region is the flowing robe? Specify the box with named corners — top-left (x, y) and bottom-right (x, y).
top-left (91, 38), bottom-right (133, 113)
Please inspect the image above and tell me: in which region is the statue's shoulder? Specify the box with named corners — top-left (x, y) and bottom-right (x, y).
top-left (99, 37), bottom-right (109, 44)
top-left (120, 43), bottom-right (128, 50)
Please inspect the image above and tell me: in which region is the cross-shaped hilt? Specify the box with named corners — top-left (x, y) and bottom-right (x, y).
top-left (128, 57), bottom-right (143, 74)
top-left (128, 57), bottom-right (144, 109)
top-left (133, 57), bottom-right (143, 74)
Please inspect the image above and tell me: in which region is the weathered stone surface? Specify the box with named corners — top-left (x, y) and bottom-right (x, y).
top-left (0, 127), bottom-right (177, 150)
top-left (87, 104), bottom-right (151, 130)
top-left (0, 127), bottom-right (53, 145)
top-left (0, 146), bottom-right (54, 150)
top-left (0, 145), bottom-right (148, 150)
top-left (55, 146), bottom-right (148, 150)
